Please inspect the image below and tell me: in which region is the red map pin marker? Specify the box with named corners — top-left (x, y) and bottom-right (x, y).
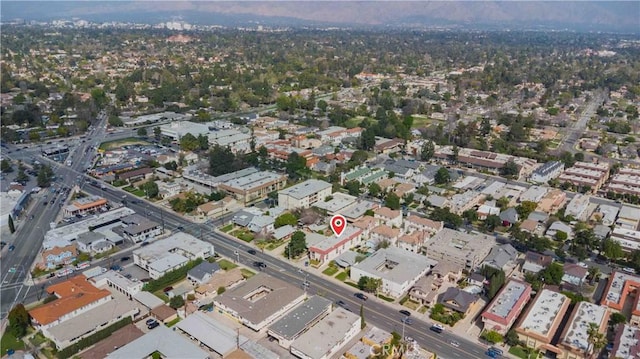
top-left (330, 214), bottom-right (347, 237)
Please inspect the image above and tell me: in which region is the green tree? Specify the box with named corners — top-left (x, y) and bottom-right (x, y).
top-left (8, 214), bottom-right (15, 234)
top-left (154, 127), bottom-right (162, 140)
top-left (360, 304), bottom-right (366, 329)
top-left (462, 209), bottom-right (478, 222)
top-left (516, 201), bottom-right (538, 219)
top-left (434, 167), bottom-right (450, 184)
top-left (500, 160), bottom-right (520, 178)
top-left (540, 262), bottom-right (564, 285)
top-left (108, 115), bottom-right (124, 127)
top-left (420, 140), bottom-right (435, 161)
top-left (586, 322), bottom-right (606, 359)
top-left (610, 312), bottom-right (626, 325)
top-left (286, 152), bottom-right (307, 179)
top-left (505, 329), bottom-right (521, 346)
top-left (7, 304), bottom-right (30, 338)
top-left (0, 159), bottom-right (13, 173)
top-left (137, 127), bottom-right (147, 137)
top-left (385, 193), bottom-right (401, 210)
top-left (285, 231), bottom-right (307, 258)
top-left (37, 164), bottom-right (54, 187)
top-left (141, 181), bottom-right (159, 198)
top-left (484, 215), bottom-right (501, 232)
top-left (169, 295), bottom-right (185, 309)
top-left (602, 239), bottom-right (624, 260)
top-left (28, 131), bottom-right (41, 142)
top-left (345, 181), bottom-right (361, 196)
top-left (368, 182), bottom-right (382, 197)
top-left (359, 128), bottom-right (376, 151)
top-left (555, 231), bottom-right (568, 241)
top-left (15, 166), bottom-right (29, 183)
top-left (179, 133), bottom-right (200, 152)
top-left (275, 212), bottom-right (298, 228)
top-left (349, 150), bottom-right (369, 166)
top-left (482, 330), bottom-right (503, 344)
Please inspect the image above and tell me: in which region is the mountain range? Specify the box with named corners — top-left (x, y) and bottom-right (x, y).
top-left (2, 1), bottom-right (639, 33)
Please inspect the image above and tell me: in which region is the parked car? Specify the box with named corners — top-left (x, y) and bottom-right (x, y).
top-left (430, 324), bottom-right (444, 333)
top-left (247, 249), bottom-right (257, 255)
top-left (120, 256), bottom-right (131, 262)
top-left (163, 286), bottom-right (173, 293)
top-left (354, 293), bottom-right (368, 301)
top-left (8, 245), bottom-right (15, 251)
top-left (399, 309), bottom-right (411, 317)
top-left (253, 261), bottom-right (267, 269)
top-left (336, 300), bottom-right (347, 308)
top-left (145, 318), bottom-right (157, 326)
top-left (147, 321), bottom-right (160, 330)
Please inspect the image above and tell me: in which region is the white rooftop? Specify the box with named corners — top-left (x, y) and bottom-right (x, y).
top-left (132, 232), bottom-right (213, 263)
top-left (279, 179), bottom-right (332, 199)
top-left (290, 308), bottom-right (360, 359)
top-left (176, 311), bottom-right (241, 356)
top-left (604, 271), bottom-right (640, 306)
top-left (562, 302), bottom-right (608, 351)
top-left (518, 289), bottom-right (569, 338)
top-left (222, 171), bottom-right (283, 191)
top-left (485, 280), bottom-right (529, 320)
top-left (106, 324), bottom-right (209, 359)
top-left (314, 193), bottom-right (357, 213)
top-left (352, 247), bottom-right (437, 285)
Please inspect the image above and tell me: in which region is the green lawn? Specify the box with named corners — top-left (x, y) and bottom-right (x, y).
top-left (99, 137), bottom-right (150, 151)
top-left (152, 290), bottom-right (169, 302)
top-left (345, 281), bottom-right (359, 289)
top-left (411, 114), bottom-right (437, 128)
top-left (241, 269), bottom-right (255, 278)
top-left (29, 331), bottom-right (47, 347)
top-left (1, 331), bottom-right (25, 353)
top-left (231, 229), bottom-right (254, 242)
top-left (220, 224), bottom-right (234, 233)
top-left (166, 318), bottom-right (181, 327)
top-left (335, 272), bottom-right (348, 281)
top-left (217, 259), bottom-right (238, 270)
top-left (322, 266), bottom-right (339, 276)
top-left (509, 346), bottom-right (538, 359)
top-left (377, 294), bottom-right (395, 302)
top-left (123, 186), bottom-right (145, 197)
top-left (418, 306), bottom-right (428, 314)
top-left (403, 299), bottom-right (420, 310)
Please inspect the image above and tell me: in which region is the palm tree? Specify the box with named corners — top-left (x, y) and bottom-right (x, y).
top-left (586, 322), bottom-right (607, 359)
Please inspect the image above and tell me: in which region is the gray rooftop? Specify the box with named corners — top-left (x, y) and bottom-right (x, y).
top-left (214, 273), bottom-right (306, 327)
top-left (76, 231), bottom-right (107, 245)
top-left (133, 291), bottom-right (165, 310)
top-left (175, 311), bottom-right (240, 357)
top-left (107, 325), bottom-right (209, 359)
top-left (187, 261), bottom-right (220, 282)
top-left (352, 247), bottom-right (437, 285)
top-left (121, 214), bottom-right (161, 236)
top-left (484, 280), bottom-right (530, 321)
top-left (482, 244), bottom-right (518, 270)
top-left (279, 179), bottom-right (332, 200)
top-left (290, 308), bottom-right (360, 359)
top-left (222, 171), bottom-right (284, 191)
top-left (268, 296), bottom-right (332, 340)
top-left (132, 232), bottom-right (213, 263)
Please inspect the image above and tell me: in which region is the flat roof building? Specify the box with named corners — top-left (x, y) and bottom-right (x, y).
top-left (133, 232), bottom-right (214, 279)
top-left (290, 308), bottom-right (361, 359)
top-left (610, 324), bottom-right (640, 359)
top-left (423, 228), bottom-right (496, 270)
top-left (278, 179), bottom-right (333, 210)
top-left (214, 273), bottom-right (306, 331)
top-left (350, 247), bottom-right (437, 298)
top-left (600, 271), bottom-right (640, 326)
top-left (63, 195), bottom-right (108, 217)
top-left (308, 227), bottom-right (363, 265)
top-left (558, 302), bottom-right (609, 359)
top-left (515, 289), bottom-right (571, 355)
top-left (481, 279), bottom-right (532, 335)
top-left (218, 170), bottom-right (287, 205)
top-left (107, 325), bottom-right (209, 359)
top-left (267, 296), bottom-right (332, 348)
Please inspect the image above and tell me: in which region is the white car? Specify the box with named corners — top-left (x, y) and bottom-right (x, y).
top-left (450, 340), bottom-right (459, 348)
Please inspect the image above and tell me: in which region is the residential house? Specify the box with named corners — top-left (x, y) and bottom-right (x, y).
top-left (373, 207), bottom-right (403, 228)
top-left (610, 324), bottom-right (640, 359)
top-left (157, 181), bottom-right (182, 199)
top-left (449, 190), bottom-right (484, 215)
top-left (564, 194), bottom-right (591, 220)
top-left (410, 261), bottom-right (463, 307)
top-left (522, 252), bottom-right (553, 274)
top-left (520, 186), bottom-right (549, 203)
top-left (187, 261), bottom-right (220, 285)
top-left (561, 264), bottom-right (588, 287)
top-left (499, 208), bottom-right (519, 227)
top-left (536, 189), bottom-right (567, 214)
top-left (481, 244), bottom-right (518, 272)
top-left (477, 201), bottom-right (501, 220)
top-left (438, 287), bottom-right (479, 316)
top-left (546, 221), bottom-right (574, 240)
top-left (403, 215), bottom-right (443, 235)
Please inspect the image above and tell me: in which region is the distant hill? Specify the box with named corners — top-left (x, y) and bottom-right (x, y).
top-left (2, 1), bottom-right (638, 33)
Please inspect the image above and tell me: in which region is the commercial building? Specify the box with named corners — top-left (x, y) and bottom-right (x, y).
top-left (107, 325), bottom-right (209, 359)
top-left (218, 170), bottom-right (287, 205)
top-left (278, 179), bottom-right (333, 210)
top-left (63, 195), bottom-right (108, 217)
top-left (515, 289), bottom-right (571, 355)
top-left (29, 275), bottom-right (112, 330)
top-left (610, 324), bottom-right (640, 359)
top-left (132, 232), bottom-right (214, 279)
top-left (308, 227), bottom-right (363, 264)
top-left (608, 167), bottom-right (640, 196)
top-left (423, 228), bottom-right (496, 270)
top-left (350, 247), bottom-right (437, 298)
top-left (159, 120), bottom-right (209, 140)
top-left (121, 214), bottom-right (163, 243)
top-left (530, 161), bottom-right (564, 183)
top-left (481, 280), bottom-right (532, 335)
top-left (176, 311), bottom-right (278, 359)
top-left (268, 296), bottom-right (332, 348)
top-left (558, 302), bottom-right (609, 359)
top-left (214, 273), bottom-right (306, 331)
top-left (290, 308), bottom-right (360, 359)
top-left (600, 271), bottom-right (640, 326)
top-left (558, 161), bottom-right (610, 192)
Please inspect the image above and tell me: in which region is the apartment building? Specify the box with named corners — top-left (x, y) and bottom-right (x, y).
top-left (600, 271), bottom-right (640, 326)
top-left (608, 166), bottom-right (640, 196)
top-left (558, 302), bottom-right (609, 359)
top-left (481, 280), bottom-right (532, 335)
top-left (424, 228), bottom-right (496, 270)
top-left (530, 161), bottom-right (564, 183)
top-left (278, 179), bottom-right (332, 210)
top-left (218, 170), bottom-right (287, 205)
top-left (557, 161), bottom-right (610, 192)
top-left (515, 289), bottom-right (571, 356)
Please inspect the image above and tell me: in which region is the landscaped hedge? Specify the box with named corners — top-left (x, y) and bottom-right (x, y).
top-left (142, 258), bottom-right (203, 292)
top-left (57, 316), bottom-right (132, 359)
